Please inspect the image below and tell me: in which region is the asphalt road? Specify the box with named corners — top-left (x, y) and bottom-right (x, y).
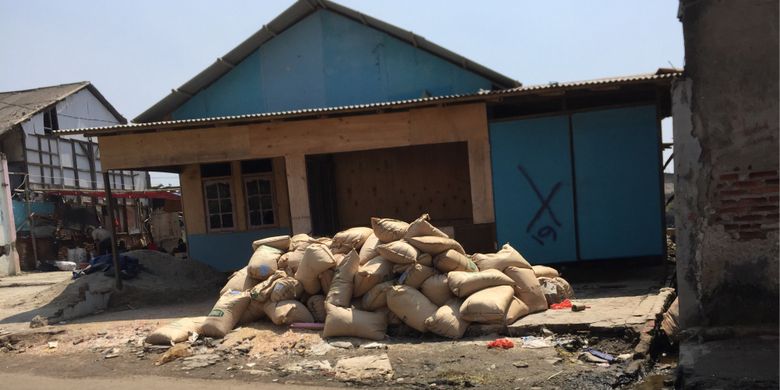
top-left (0, 373), bottom-right (326, 390)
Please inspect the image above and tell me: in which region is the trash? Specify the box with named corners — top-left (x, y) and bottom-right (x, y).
top-left (550, 299), bottom-right (573, 310)
top-left (487, 338), bottom-right (515, 349)
top-left (47, 341), bottom-right (58, 349)
top-left (616, 353), bottom-right (633, 361)
top-left (361, 342), bottom-right (387, 349)
top-left (290, 322), bottom-right (325, 330)
top-left (571, 302), bottom-right (588, 312)
top-left (521, 336), bottom-right (552, 349)
top-left (29, 315), bottom-right (48, 328)
top-left (512, 361), bottom-right (529, 368)
top-left (329, 340), bottom-right (355, 349)
top-left (584, 348), bottom-right (615, 363)
top-left (545, 357), bottom-right (563, 365)
top-left (54, 261), bottom-right (78, 271)
top-left (155, 344), bottom-right (191, 365)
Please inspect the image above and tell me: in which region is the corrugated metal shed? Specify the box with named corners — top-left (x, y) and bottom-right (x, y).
top-left (0, 81), bottom-right (127, 135)
top-left (57, 70), bottom-right (681, 137)
top-left (133, 0), bottom-right (522, 123)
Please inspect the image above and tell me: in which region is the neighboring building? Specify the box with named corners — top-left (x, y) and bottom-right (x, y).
top-left (673, 0), bottom-right (778, 387)
top-left (59, 0), bottom-right (675, 271)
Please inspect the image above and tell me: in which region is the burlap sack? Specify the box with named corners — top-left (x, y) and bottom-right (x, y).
top-left (472, 243), bottom-right (531, 271)
top-left (539, 277), bottom-right (571, 305)
top-left (251, 235), bottom-right (291, 252)
top-left (331, 227), bottom-right (373, 254)
top-left (371, 217), bottom-right (410, 243)
top-left (554, 277), bottom-right (574, 299)
top-left (362, 280), bottom-right (393, 311)
top-left (424, 299), bottom-right (469, 339)
top-left (353, 256), bottom-right (394, 297)
top-left (417, 253), bottom-right (433, 267)
top-left (146, 317), bottom-right (207, 345)
top-left (406, 236), bottom-right (465, 255)
top-left (447, 269), bottom-right (515, 297)
top-left (401, 263), bottom-right (435, 289)
top-left (326, 250), bottom-right (360, 307)
top-left (377, 240), bottom-right (419, 264)
top-left (404, 213), bottom-right (449, 239)
top-left (319, 269), bottom-right (335, 294)
top-left (270, 277), bottom-right (304, 302)
top-left (532, 265), bottom-right (559, 278)
top-left (358, 233), bottom-right (380, 265)
top-left (322, 303), bottom-right (387, 341)
top-left (434, 249), bottom-right (478, 273)
top-left (247, 245), bottom-right (284, 280)
top-left (263, 300), bottom-right (314, 325)
top-left (220, 266), bottom-right (259, 295)
top-left (249, 270), bottom-right (287, 302)
top-left (277, 249), bottom-right (305, 274)
top-left (503, 266), bottom-right (548, 313)
top-left (239, 299), bottom-right (267, 325)
top-left (295, 244), bottom-right (337, 294)
top-left (290, 233), bottom-right (316, 251)
top-left (333, 253), bottom-right (345, 267)
top-left (201, 290), bottom-right (251, 338)
top-left (386, 285), bottom-right (438, 333)
top-left (420, 273), bottom-right (454, 306)
top-left (376, 307), bottom-right (403, 326)
top-left (459, 285), bottom-right (514, 323)
top-left (307, 295), bottom-right (327, 323)
top-left (392, 263), bottom-right (413, 274)
top-left (504, 296), bottom-right (530, 324)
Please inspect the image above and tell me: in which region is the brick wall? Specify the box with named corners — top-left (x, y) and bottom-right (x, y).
top-left (716, 169), bottom-right (780, 240)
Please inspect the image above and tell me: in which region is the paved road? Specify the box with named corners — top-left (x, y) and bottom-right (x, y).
top-left (0, 373), bottom-right (327, 390)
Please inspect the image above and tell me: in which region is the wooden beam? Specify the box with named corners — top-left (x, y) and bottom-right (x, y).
top-left (285, 154), bottom-right (311, 234)
top-left (468, 138), bottom-right (495, 224)
top-left (180, 164), bottom-right (206, 235)
top-left (230, 161), bottom-right (247, 231)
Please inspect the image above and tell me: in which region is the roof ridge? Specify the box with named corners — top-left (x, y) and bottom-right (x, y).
top-left (0, 81), bottom-right (89, 96)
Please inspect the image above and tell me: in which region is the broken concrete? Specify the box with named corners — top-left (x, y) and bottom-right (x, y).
top-left (334, 353), bottom-right (394, 382)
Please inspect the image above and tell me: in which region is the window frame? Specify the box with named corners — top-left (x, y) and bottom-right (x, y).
top-left (202, 177), bottom-right (236, 232)
top-left (242, 173), bottom-right (278, 229)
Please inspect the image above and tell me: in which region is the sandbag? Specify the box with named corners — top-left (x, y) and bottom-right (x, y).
top-left (290, 233), bottom-right (316, 251)
top-left (358, 233), bottom-right (380, 265)
top-left (420, 273), bottom-right (455, 306)
top-left (392, 263), bottom-right (413, 274)
top-left (554, 277), bottom-right (574, 299)
top-left (424, 299), bottom-right (469, 339)
top-left (503, 266), bottom-right (548, 313)
top-left (539, 277), bottom-right (572, 305)
top-left (404, 213), bottom-right (449, 239)
top-left (472, 243), bottom-right (531, 271)
top-left (377, 307), bottom-right (403, 326)
top-left (417, 253), bottom-right (433, 267)
top-left (504, 296), bottom-right (530, 324)
top-left (247, 245), bottom-right (284, 280)
top-left (433, 249), bottom-right (478, 273)
top-left (326, 250), bottom-right (360, 307)
top-left (249, 270), bottom-right (287, 302)
top-left (362, 280), bottom-right (393, 311)
top-left (277, 249), bottom-right (305, 274)
top-left (319, 269), bottom-right (335, 294)
top-left (220, 266), bottom-right (259, 295)
top-left (251, 235), bottom-right (291, 252)
top-left (353, 256), bottom-right (394, 297)
top-left (295, 244), bottom-right (337, 294)
top-left (532, 265), bottom-right (559, 278)
top-left (333, 253), bottom-right (345, 266)
top-left (331, 227), bottom-right (373, 254)
top-left (371, 217), bottom-right (410, 243)
top-left (201, 290), bottom-right (251, 338)
top-left (322, 303), bottom-right (387, 341)
top-left (263, 300), bottom-right (314, 325)
top-left (447, 269), bottom-right (515, 298)
top-left (459, 285), bottom-right (514, 323)
top-left (401, 263), bottom-right (435, 289)
top-left (239, 299), bottom-right (267, 325)
top-left (406, 235), bottom-right (465, 255)
top-left (146, 317), bottom-right (207, 345)
top-left (270, 277), bottom-right (304, 302)
top-left (307, 295), bottom-right (327, 323)
top-left (376, 240), bottom-right (419, 264)
top-left (386, 285), bottom-right (438, 333)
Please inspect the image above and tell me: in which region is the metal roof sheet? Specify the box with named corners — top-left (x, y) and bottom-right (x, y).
top-left (56, 71), bottom-right (681, 137)
top-left (133, 0), bottom-right (522, 123)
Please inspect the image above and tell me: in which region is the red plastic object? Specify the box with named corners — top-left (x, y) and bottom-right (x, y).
top-left (487, 338), bottom-right (515, 349)
top-left (550, 299), bottom-right (573, 310)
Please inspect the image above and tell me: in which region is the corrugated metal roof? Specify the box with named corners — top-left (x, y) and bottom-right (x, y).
top-left (0, 81), bottom-right (127, 136)
top-left (56, 71), bottom-right (681, 137)
top-left (133, 0), bottom-right (522, 123)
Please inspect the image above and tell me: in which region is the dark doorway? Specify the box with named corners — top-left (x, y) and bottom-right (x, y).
top-left (305, 154), bottom-right (339, 237)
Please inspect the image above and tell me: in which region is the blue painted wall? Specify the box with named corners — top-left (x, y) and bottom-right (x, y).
top-left (173, 10), bottom-right (492, 119)
top-left (489, 105), bottom-right (664, 263)
top-left (188, 228), bottom-right (291, 271)
top-left (12, 200), bottom-right (55, 231)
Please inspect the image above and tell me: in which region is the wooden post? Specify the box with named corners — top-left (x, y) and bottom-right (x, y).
top-left (24, 176), bottom-right (38, 267)
top-left (468, 139), bottom-right (496, 224)
top-left (103, 171), bottom-right (122, 290)
top-left (284, 155), bottom-right (312, 234)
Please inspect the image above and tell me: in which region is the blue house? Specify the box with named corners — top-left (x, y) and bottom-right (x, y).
top-left (60, 0), bottom-right (678, 271)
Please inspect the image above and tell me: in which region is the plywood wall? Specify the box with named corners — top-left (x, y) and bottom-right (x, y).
top-left (331, 142), bottom-right (472, 228)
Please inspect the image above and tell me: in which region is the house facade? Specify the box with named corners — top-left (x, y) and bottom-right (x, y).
top-left (59, 1), bottom-right (676, 271)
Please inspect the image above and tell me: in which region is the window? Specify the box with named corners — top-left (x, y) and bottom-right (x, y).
top-left (42, 108), bottom-right (59, 134)
top-left (204, 179), bottom-right (234, 231)
top-left (244, 176), bottom-right (275, 227)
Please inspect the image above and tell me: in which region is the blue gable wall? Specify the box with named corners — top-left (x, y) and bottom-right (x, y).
top-left (173, 10), bottom-right (492, 119)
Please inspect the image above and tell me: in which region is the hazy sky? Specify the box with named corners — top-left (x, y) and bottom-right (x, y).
top-left (0, 1), bottom-right (683, 184)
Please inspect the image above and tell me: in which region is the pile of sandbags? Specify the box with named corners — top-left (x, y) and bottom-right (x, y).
top-left (146, 213), bottom-right (574, 344)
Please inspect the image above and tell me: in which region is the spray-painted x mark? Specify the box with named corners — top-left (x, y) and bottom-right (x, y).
top-left (517, 164), bottom-right (562, 233)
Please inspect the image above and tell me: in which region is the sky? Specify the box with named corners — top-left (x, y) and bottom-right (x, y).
top-left (0, 1), bottom-right (684, 185)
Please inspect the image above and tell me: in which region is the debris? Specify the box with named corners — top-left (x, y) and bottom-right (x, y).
top-left (181, 353), bottom-right (221, 370)
top-left (584, 348), bottom-right (615, 363)
top-left (512, 361), bottom-right (529, 368)
top-left (47, 341), bottom-right (58, 349)
top-left (309, 342), bottom-right (335, 356)
top-left (334, 354), bottom-right (394, 381)
top-left (187, 332), bottom-right (199, 344)
top-left (521, 336), bottom-right (552, 349)
top-left (244, 369), bottom-right (271, 376)
top-left (487, 338), bottom-right (514, 349)
top-left (616, 353), bottom-right (633, 362)
top-left (155, 344), bottom-right (191, 366)
top-left (546, 371), bottom-right (563, 381)
top-left (245, 362), bottom-right (256, 368)
top-left (29, 315), bottom-right (48, 328)
top-left (545, 358), bottom-right (563, 365)
top-left (541, 327), bottom-right (554, 336)
top-left (361, 341), bottom-right (387, 349)
top-left (290, 322), bottom-right (325, 330)
top-left (571, 302), bottom-right (588, 312)
top-left (580, 352), bottom-right (608, 364)
top-left (104, 352), bottom-right (119, 359)
top-left (660, 297), bottom-right (680, 340)
top-left (550, 299), bottom-right (573, 310)
top-left (329, 340), bottom-right (355, 349)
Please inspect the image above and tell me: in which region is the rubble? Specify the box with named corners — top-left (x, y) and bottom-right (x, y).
top-left (334, 354), bottom-right (394, 382)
